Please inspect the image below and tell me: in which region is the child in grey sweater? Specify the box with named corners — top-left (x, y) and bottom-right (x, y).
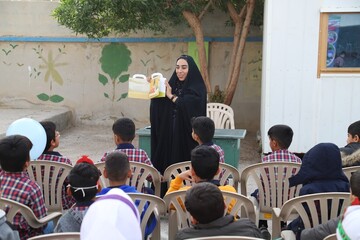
top-left (54, 162), bottom-right (101, 232)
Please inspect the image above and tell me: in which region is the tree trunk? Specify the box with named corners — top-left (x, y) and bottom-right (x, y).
top-left (226, 2), bottom-right (246, 86)
top-left (182, 10), bottom-right (211, 93)
top-left (224, 0), bottom-right (255, 105)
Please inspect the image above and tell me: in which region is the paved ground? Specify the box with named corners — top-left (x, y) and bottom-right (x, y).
top-left (0, 99), bottom-right (263, 239)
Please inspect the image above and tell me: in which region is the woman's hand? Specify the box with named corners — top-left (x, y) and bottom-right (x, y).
top-left (165, 80), bottom-right (172, 99)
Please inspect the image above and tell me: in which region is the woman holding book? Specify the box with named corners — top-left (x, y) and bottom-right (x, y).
top-left (150, 55), bottom-right (206, 194)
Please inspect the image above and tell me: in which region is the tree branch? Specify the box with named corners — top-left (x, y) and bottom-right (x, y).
top-left (198, 0), bottom-right (213, 21)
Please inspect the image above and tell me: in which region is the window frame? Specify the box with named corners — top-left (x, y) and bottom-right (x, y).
top-left (317, 11), bottom-right (360, 78)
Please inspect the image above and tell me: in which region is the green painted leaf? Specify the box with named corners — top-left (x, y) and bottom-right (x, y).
top-left (37, 93), bottom-right (50, 101)
top-left (99, 74), bottom-right (108, 86)
top-left (118, 74), bottom-right (130, 83)
top-left (117, 92), bottom-right (128, 101)
top-left (104, 93), bottom-right (109, 98)
top-left (50, 95), bottom-right (64, 103)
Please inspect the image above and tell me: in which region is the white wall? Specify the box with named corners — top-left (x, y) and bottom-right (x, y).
top-left (261, 0), bottom-right (360, 153)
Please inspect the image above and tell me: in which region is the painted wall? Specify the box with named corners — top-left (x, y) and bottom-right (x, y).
top-left (261, 0), bottom-right (360, 153)
top-left (0, 1), bottom-right (262, 131)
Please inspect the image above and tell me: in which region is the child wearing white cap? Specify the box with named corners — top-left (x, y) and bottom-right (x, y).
top-left (80, 188), bottom-right (142, 240)
top-left (336, 170), bottom-right (360, 240)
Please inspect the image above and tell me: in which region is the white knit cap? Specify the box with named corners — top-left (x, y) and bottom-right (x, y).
top-left (80, 188), bottom-right (142, 240)
top-left (336, 205), bottom-right (360, 240)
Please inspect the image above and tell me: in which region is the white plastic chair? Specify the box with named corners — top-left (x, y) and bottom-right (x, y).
top-left (28, 232), bottom-right (80, 240)
top-left (272, 192), bottom-right (350, 239)
top-left (207, 103), bottom-right (235, 129)
top-left (163, 161), bottom-right (239, 190)
top-left (164, 190), bottom-right (256, 240)
top-left (95, 161), bottom-right (162, 197)
top-left (0, 197), bottom-right (62, 229)
top-left (26, 161), bottom-right (73, 214)
top-left (240, 162), bottom-right (302, 225)
top-left (342, 165), bottom-right (360, 181)
top-left (127, 193), bottom-right (166, 240)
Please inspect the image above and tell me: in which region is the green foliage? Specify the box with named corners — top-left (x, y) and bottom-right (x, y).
top-left (53, 0), bottom-right (170, 38)
top-left (98, 43), bottom-right (131, 102)
top-left (208, 85), bottom-right (225, 103)
top-left (37, 93), bottom-right (64, 103)
top-left (117, 92), bottom-right (128, 101)
top-left (98, 73), bottom-right (108, 86)
top-left (100, 43), bottom-right (131, 80)
top-left (49, 95), bottom-right (65, 103)
top-left (37, 93), bottom-right (50, 101)
top-left (118, 74), bottom-right (130, 83)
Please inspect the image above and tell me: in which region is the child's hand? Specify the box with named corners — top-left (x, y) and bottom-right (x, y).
top-left (178, 170), bottom-right (193, 182)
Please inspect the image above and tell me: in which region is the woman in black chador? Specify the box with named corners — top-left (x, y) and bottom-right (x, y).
top-left (150, 55), bottom-right (207, 177)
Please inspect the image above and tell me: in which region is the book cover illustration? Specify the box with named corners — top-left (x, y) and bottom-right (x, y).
top-left (128, 73), bottom-right (166, 99)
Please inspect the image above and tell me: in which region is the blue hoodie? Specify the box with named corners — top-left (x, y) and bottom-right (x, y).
top-left (287, 143), bottom-right (349, 239)
top-left (97, 185), bottom-right (156, 238)
top-left (289, 142), bottom-right (349, 195)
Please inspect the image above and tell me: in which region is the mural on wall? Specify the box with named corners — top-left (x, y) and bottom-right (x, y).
top-left (99, 43), bottom-right (131, 102)
top-left (1, 43), bottom-right (24, 67)
top-left (31, 45), bottom-right (67, 103)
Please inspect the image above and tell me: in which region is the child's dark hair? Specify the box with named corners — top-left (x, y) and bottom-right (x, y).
top-left (347, 120), bottom-right (360, 140)
top-left (105, 151), bottom-right (130, 182)
top-left (112, 118), bottom-right (135, 142)
top-left (191, 145), bottom-right (219, 180)
top-left (191, 116), bottom-right (215, 143)
top-left (350, 170), bottom-right (360, 198)
top-left (268, 124), bottom-right (294, 149)
top-left (185, 182), bottom-right (224, 224)
top-left (0, 135), bottom-right (32, 172)
top-left (40, 121), bottom-right (56, 152)
top-left (68, 163), bottom-right (101, 202)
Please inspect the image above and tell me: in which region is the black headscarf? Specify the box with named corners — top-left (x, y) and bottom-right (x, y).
top-left (150, 55), bottom-right (207, 174)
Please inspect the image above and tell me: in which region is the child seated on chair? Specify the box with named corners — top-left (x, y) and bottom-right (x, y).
top-left (191, 116), bottom-right (225, 163)
top-left (165, 145), bottom-right (237, 213)
top-left (54, 162), bottom-right (101, 232)
top-left (340, 120), bottom-right (360, 167)
top-left (100, 117), bottom-right (153, 166)
top-left (252, 124), bottom-right (302, 239)
top-left (166, 146), bottom-right (235, 194)
top-left (300, 169), bottom-right (360, 240)
top-left (336, 169), bottom-right (360, 240)
top-left (262, 124), bottom-right (301, 164)
top-left (175, 182), bottom-right (261, 240)
top-left (100, 117), bottom-right (158, 194)
top-left (287, 143), bottom-right (349, 240)
top-left (0, 135), bottom-right (48, 240)
top-left (97, 151), bottom-right (156, 239)
top-left (38, 121), bottom-right (75, 210)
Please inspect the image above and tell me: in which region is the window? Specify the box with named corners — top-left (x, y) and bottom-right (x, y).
top-left (318, 12), bottom-right (360, 77)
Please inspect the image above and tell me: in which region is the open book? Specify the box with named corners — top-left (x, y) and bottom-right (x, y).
top-left (128, 73), bottom-right (166, 99)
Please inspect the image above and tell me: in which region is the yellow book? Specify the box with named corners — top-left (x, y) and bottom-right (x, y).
top-left (128, 73), bottom-right (166, 99)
